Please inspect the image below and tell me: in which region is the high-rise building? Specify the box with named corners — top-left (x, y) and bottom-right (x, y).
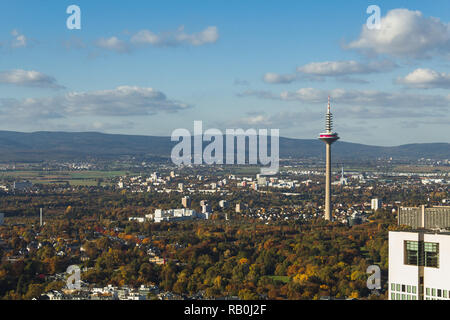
top-left (318, 96), bottom-right (339, 220)
top-left (182, 196), bottom-right (191, 208)
top-left (201, 204), bottom-right (211, 214)
top-left (371, 198), bottom-right (381, 211)
top-left (398, 206), bottom-right (450, 229)
top-left (219, 200), bottom-right (228, 209)
top-left (256, 175), bottom-right (267, 186)
top-left (389, 230), bottom-right (450, 300)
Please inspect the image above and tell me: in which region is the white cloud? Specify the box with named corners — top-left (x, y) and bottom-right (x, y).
top-left (238, 87), bottom-right (450, 109)
top-left (225, 111), bottom-right (318, 129)
top-left (10, 29), bottom-right (27, 48)
top-left (263, 60), bottom-right (396, 84)
top-left (281, 88), bottom-right (450, 109)
top-left (63, 36), bottom-right (86, 50)
top-left (94, 26), bottom-right (219, 53)
top-left (174, 26), bottom-right (219, 46)
top-left (95, 37), bottom-right (130, 53)
top-left (296, 60), bottom-right (396, 76)
top-left (397, 68), bottom-right (450, 89)
top-left (130, 26), bottom-right (219, 47)
top-left (0, 86), bottom-right (190, 120)
top-left (130, 30), bottom-right (160, 45)
top-left (347, 9), bottom-right (450, 58)
top-left (0, 69), bottom-right (63, 88)
top-left (263, 73), bottom-right (297, 84)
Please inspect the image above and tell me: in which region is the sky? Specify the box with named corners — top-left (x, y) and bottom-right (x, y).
top-left (0, 0), bottom-right (449, 146)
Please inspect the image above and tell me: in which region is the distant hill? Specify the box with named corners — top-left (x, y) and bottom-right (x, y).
top-left (0, 130), bottom-right (447, 162)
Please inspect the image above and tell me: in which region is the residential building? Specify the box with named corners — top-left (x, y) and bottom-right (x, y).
top-left (153, 208), bottom-right (208, 223)
top-left (398, 206), bottom-right (450, 230)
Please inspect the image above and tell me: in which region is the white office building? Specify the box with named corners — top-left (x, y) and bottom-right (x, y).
top-left (371, 198), bottom-right (381, 211)
top-left (153, 208), bottom-right (208, 223)
top-left (219, 200), bottom-right (228, 208)
top-left (389, 230), bottom-right (450, 300)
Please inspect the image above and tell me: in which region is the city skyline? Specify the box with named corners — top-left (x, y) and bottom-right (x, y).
top-left (1, 0), bottom-right (449, 305)
top-left (0, 0), bottom-right (449, 146)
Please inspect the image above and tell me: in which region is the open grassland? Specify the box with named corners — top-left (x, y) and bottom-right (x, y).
top-left (0, 170), bottom-right (127, 186)
top-left (392, 165), bottom-right (450, 173)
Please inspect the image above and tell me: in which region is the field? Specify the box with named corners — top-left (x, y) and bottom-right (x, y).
top-left (392, 165), bottom-right (450, 173)
top-left (0, 170), bottom-right (127, 186)
top-left (266, 275), bottom-right (291, 284)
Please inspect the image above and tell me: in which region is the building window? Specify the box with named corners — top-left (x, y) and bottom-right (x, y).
top-left (391, 293), bottom-right (395, 300)
top-left (402, 285), bottom-right (406, 292)
top-left (438, 289), bottom-right (442, 297)
top-left (405, 241), bottom-right (419, 265)
top-left (444, 290), bottom-right (447, 298)
top-left (424, 242), bottom-right (439, 268)
top-left (396, 284), bottom-right (401, 291)
top-left (391, 283), bottom-right (395, 291)
top-left (432, 288), bottom-right (436, 297)
top-left (404, 241), bottom-right (439, 268)
top-left (412, 286), bottom-right (416, 294)
top-left (407, 285), bottom-right (411, 293)
top-left (426, 288), bottom-right (430, 296)
top-left (396, 293), bottom-right (400, 300)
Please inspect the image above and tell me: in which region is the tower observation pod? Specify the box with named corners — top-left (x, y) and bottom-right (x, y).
top-left (318, 96), bottom-right (339, 221)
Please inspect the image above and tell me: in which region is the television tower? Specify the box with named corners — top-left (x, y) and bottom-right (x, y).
top-left (319, 96), bottom-right (339, 220)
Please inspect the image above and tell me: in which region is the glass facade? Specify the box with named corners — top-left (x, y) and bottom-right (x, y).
top-left (390, 283), bottom-right (418, 300)
top-left (404, 240), bottom-right (439, 268)
top-left (424, 242), bottom-right (439, 268)
top-left (391, 284), bottom-right (450, 300)
top-left (405, 240), bottom-right (419, 265)
top-left (390, 283), bottom-right (450, 300)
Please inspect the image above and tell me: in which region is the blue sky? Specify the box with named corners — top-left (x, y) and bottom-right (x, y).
top-left (0, 0), bottom-right (449, 146)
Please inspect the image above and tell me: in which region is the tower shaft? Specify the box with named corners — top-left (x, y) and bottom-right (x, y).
top-left (325, 143), bottom-right (332, 220)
